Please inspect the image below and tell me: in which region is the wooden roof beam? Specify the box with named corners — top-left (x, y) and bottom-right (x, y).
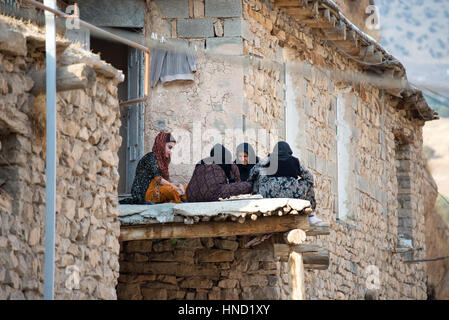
top-left (298, 15), bottom-right (336, 28)
top-left (120, 214), bottom-right (309, 241)
top-left (283, 7), bottom-right (314, 19)
top-left (359, 44), bottom-right (374, 58)
top-left (275, 0), bottom-right (305, 7)
top-left (273, 243), bottom-right (330, 270)
top-left (333, 29), bottom-right (359, 55)
top-left (365, 50), bottom-right (383, 64)
top-left (305, 221), bottom-right (330, 236)
top-left (357, 44), bottom-right (383, 63)
top-left (320, 20), bottom-right (346, 41)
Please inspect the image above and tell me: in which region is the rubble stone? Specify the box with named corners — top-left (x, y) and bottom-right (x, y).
top-left (0, 16), bottom-right (121, 300)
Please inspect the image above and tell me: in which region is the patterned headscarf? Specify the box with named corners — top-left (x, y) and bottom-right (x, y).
top-left (152, 132), bottom-right (172, 181)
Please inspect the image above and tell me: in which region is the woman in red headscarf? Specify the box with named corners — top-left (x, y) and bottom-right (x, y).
top-left (129, 132), bottom-right (186, 204)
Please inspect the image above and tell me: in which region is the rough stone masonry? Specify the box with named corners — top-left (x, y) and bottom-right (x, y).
top-left (0, 0), bottom-right (435, 300)
top-left (141, 0), bottom-right (430, 299)
top-left (118, 235), bottom-right (292, 300)
top-left (0, 16), bottom-right (123, 300)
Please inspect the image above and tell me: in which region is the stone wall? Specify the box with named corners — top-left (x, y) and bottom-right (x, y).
top-left (134, 0), bottom-right (430, 300)
top-left (144, 0), bottom-right (282, 185)
top-left (242, 0), bottom-right (428, 299)
top-left (0, 17), bottom-right (122, 299)
top-left (117, 235), bottom-right (291, 300)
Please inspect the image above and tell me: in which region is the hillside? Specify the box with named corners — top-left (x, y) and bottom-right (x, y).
top-left (423, 117), bottom-right (449, 199)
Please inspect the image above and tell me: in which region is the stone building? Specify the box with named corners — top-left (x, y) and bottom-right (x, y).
top-left (0, 0), bottom-right (440, 300)
top-left (0, 14), bottom-right (123, 299)
top-left (116, 0), bottom-right (436, 300)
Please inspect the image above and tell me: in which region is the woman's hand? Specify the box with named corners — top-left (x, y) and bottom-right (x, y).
top-left (170, 183), bottom-right (184, 196)
top-left (174, 183), bottom-right (185, 196)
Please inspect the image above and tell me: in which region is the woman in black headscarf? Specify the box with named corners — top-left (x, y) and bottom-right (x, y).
top-left (234, 142), bottom-right (259, 182)
top-left (248, 141), bottom-right (322, 224)
top-left (186, 144), bottom-right (253, 202)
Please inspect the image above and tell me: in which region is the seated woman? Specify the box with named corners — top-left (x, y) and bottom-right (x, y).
top-left (186, 144), bottom-right (253, 202)
top-left (129, 132), bottom-right (186, 204)
top-left (249, 141), bottom-right (322, 225)
top-left (234, 142), bottom-right (259, 182)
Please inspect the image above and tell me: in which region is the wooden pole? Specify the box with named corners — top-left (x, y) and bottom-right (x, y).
top-left (119, 97), bottom-right (147, 107)
top-left (30, 63), bottom-right (96, 95)
top-left (289, 251), bottom-right (305, 300)
top-left (120, 214), bottom-right (309, 241)
top-left (274, 243), bottom-right (330, 269)
top-left (144, 52), bottom-right (150, 96)
top-left (284, 229), bottom-right (306, 245)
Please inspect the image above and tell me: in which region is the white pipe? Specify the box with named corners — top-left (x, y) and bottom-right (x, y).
top-left (43, 0), bottom-right (57, 300)
top-left (22, 0), bottom-right (150, 53)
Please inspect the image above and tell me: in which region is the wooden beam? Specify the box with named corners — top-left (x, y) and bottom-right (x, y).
top-left (304, 264), bottom-right (328, 270)
top-left (357, 44), bottom-right (385, 63)
top-left (383, 67), bottom-right (396, 78)
top-left (321, 8), bottom-right (331, 21)
top-left (299, 7), bottom-right (335, 29)
top-left (333, 42), bottom-right (360, 55)
top-left (275, 0), bottom-right (303, 7)
top-left (273, 243), bottom-right (330, 270)
top-left (281, 0), bottom-right (318, 17)
top-left (302, 248), bottom-right (329, 265)
top-left (305, 221), bottom-right (330, 236)
top-left (346, 29), bottom-right (358, 43)
top-left (274, 243), bottom-right (291, 259)
top-left (359, 44), bottom-right (374, 58)
top-left (284, 229), bottom-right (307, 244)
top-left (120, 214), bottom-right (309, 241)
top-left (30, 63), bottom-right (96, 95)
top-left (333, 29), bottom-right (358, 53)
top-left (283, 7), bottom-right (313, 18)
top-left (289, 251), bottom-right (305, 299)
top-left (293, 243), bottom-right (320, 253)
top-left (311, 0), bottom-right (319, 16)
top-left (326, 12), bottom-right (337, 28)
top-left (365, 50), bottom-right (383, 64)
top-left (321, 20), bottom-right (346, 40)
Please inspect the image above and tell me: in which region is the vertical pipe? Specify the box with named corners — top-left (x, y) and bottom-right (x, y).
top-left (43, 0), bottom-right (57, 300)
top-left (144, 52), bottom-right (150, 97)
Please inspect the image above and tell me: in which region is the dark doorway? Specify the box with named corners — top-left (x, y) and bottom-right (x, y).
top-left (90, 33), bottom-right (144, 195)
